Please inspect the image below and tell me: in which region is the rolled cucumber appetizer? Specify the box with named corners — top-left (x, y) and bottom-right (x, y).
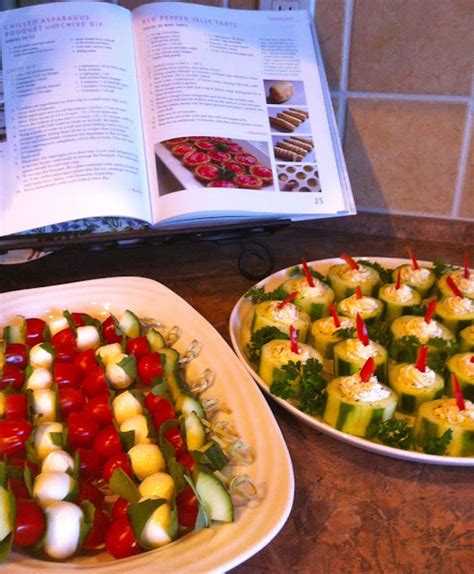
top-left (333, 338), bottom-right (388, 383)
top-left (445, 353), bottom-right (474, 401)
top-left (327, 259), bottom-right (381, 300)
top-left (438, 269), bottom-right (474, 300)
top-left (460, 325), bottom-right (474, 351)
top-left (414, 398), bottom-right (474, 457)
top-left (258, 339), bottom-right (323, 387)
top-left (251, 300), bottom-right (311, 342)
top-left (323, 372), bottom-right (397, 437)
top-left (378, 283), bottom-right (421, 322)
top-left (388, 363), bottom-right (444, 414)
top-left (435, 296), bottom-right (474, 335)
top-left (279, 277), bottom-right (335, 321)
top-left (310, 315), bottom-right (355, 360)
top-left (391, 264), bottom-right (436, 297)
top-left (336, 293), bottom-right (384, 325)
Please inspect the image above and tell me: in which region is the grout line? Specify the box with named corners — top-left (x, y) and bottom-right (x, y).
top-left (451, 102), bottom-right (473, 217)
top-left (337, 0), bottom-right (354, 136)
top-left (359, 206), bottom-right (474, 223)
top-left (347, 91), bottom-right (471, 103)
top-left (221, 0), bottom-right (229, 8)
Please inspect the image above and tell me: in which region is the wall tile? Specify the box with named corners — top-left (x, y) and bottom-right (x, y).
top-left (229, 0), bottom-right (258, 8)
top-left (121, 0), bottom-right (224, 9)
top-left (344, 99), bottom-right (467, 217)
top-left (349, 0), bottom-right (473, 95)
top-left (314, 0), bottom-right (345, 90)
top-left (459, 114), bottom-right (474, 219)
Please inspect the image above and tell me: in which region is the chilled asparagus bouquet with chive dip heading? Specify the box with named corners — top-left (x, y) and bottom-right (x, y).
top-left (0, 308), bottom-right (256, 563)
top-left (244, 248), bottom-right (474, 457)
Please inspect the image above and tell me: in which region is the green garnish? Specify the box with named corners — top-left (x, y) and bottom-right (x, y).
top-left (357, 260), bottom-right (393, 284)
top-left (247, 327), bottom-right (289, 363)
top-left (288, 265), bottom-right (327, 283)
top-left (431, 258), bottom-right (459, 279)
top-left (368, 418), bottom-right (412, 450)
top-left (367, 322), bottom-right (391, 348)
top-left (389, 336), bottom-right (458, 372)
top-left (334, 327), bottom-right (356, 340)
top-left (423, 429), bottom-right (453, 455)
top-left (244, 285), bottom-right (288, 304)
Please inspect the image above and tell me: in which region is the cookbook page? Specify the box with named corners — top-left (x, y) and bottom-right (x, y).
top-left (132, 3), bottom-right (353, 225)
top-left (0, 2), bottom-right (151, 236)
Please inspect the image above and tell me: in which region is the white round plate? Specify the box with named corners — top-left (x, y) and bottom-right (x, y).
top-left (1, 276), bottom-right (294, 572)
top-left (229, 256), bottom-right (474, 467)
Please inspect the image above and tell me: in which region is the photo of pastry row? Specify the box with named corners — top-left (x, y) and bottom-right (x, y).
top-left (272, 135), bottom-right (316, 163)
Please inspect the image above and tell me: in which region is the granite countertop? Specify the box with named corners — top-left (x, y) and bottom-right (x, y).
top-left (1, 213), bottom-right (473, 573)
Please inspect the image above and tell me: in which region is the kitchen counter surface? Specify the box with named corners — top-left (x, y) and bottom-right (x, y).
top-left (1, 214), bottom-right (473, 573)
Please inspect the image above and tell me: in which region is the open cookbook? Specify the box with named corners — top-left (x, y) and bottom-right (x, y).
top-left (0, 1), bottom-right (355, 242)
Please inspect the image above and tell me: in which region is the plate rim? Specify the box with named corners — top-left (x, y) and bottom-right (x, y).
top-left (229, 256), bottom-right (474, 467)
top-left (2, 276), bottom-right (295, 572)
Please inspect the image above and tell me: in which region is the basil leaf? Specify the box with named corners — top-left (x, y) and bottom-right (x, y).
top-left (119, 429), bottom-right (136, 452)
top-left (128, 499), bottom-right (166, 548)
top-left (77, 500), bottom-right (95, 553)
top-left (109, 468), bottom-right (140, 503)
top-left (118, 355), bottom-right (137, 380)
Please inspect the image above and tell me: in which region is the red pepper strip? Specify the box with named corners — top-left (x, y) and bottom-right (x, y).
top-left (330, 303), bottom-right (341, 328)
top-left (464, 251), bottom-right (470, 280)
top-left (415, 346), bottom-right (428, 373)
top-left (404, 245), bottom-right (419, 270)
top-left (395, 270), bottom-right (401, 290)
top-left (451, 374), bottom-right (465, 411)
top-left (355, 286), bottom-right (363, 300)
top-left (446, 275), bottom-right (463, 298)
top-left (360, 357), bottom-right (376, 383)
top-left (301, 258), bottom-right (315, 287)
top-left (471, 356), bottom-right (474, 364)
top-left (289, 325), bottom-right (300, 354)
top-left (424, 299), bottom-right (437, 324)
top-left (340, 252), bottom-right (359, 270)
top-left (356, 313), bottom-right (369, 346)
top-left (277, 292), bottom-right (298, 309)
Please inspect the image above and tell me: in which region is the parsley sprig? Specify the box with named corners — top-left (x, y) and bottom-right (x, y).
top-left (244, 285), bottom-right (288, 304)
top-left (389, 336), bottom-right (458, 372)
top-left (431, 258), bottom-right (459, 279)
top-left (288, 265), bottom-right (327, 283)
top-left (368, 418), bottom-right (412, 450)
top-left (423, 429), bottom-right (453, 455)
top-left (357, 260), bottom-right (393, 284)
top-left (247, 327), bottom-right (289, 363)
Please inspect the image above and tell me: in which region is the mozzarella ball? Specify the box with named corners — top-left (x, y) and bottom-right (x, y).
top-left (26, 367), bottom-right (53, 390)
top-left (33, 471), bottom-right (75, 506)
top-left (140, 503), bottom-right (173, 549)
top-left (44, 501), bottom-right (83, 560)
top-left (96, 343), bottom-right (122, 364)
top-left (139, 472), bottom-right (175, 501)
top-left (32, 389), bottom-right (57, 422)
top-left (48, 316), bottom-right (69, 337)
top-left (120, 415), bottom-right (150, 444)
top-left (112, 391), bottom-right (143, 425)
top-left (29, 344), bottom-right (54, 369)
top-left (42, 450), bottom-right (74, 473)
top-left (129, 444), bottom-right (165, 481)
top-left (107, 354), bottom-right (134, 389)
top-left (35, 422), bottom-right (64, 460)
top-left (76, 325), bottom-right (101, 351)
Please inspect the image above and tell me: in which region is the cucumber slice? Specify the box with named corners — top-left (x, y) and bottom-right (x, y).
top-left (118, 310), bottom-right (141, 338)
top-left (336, 294), bottom-right (384, 325)
top-left (327, 263), bottom-right (380, 301)
top-left (160, 348), bottom-right (189, 402)
top-left (460, 325), bottom-right (474, 352)
top-left (333, 338), bottom-right (388, 383)
top-left (435, 297), bottom-right (474, 335)
top-left (388, 363), bottom-right (444, 414)
top-left (184, 411), bottom-right (206, 451)
top-left (378, 283), bottom-right (421, 323)
top-left (195, 441), bottom-right (228, 471)
top-left (414, 399), bottom-right (474, 457)
top-left (251, 301), bottom-right (311, 343)
top-left (175, 393), bottom-right (205, 419)
top-left (194, 470), bottom-right (234, 523)
top-left (309, 316), bottom-right (355, 360)
top-left (389, 315), bottom-right (455, 361)
top-left (0, 485), bottom-right (15, 543)
top-left (279, 277), bottom-right (335, 320)
top-left (445, 353), bottom-right (474, 401)
top-left (437, 270), bottom-right (474, 300)
top-left (391, 265), bottom-right (436, 297)
top-left (4, 323), bottom-right (26, 345)
top-left (146, 328), bottom-right (166, 352)
top-left (323, 376), bottom-right (397, 437)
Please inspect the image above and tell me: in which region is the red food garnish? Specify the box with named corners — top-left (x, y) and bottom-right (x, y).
top-left (424, 299), bottom-right (437, 324)
top-left (355, 286), bottom-right (363, 300)
top-left (301, 258), bottom-right (315, 287)
top-left (340, 253), bottom-right (359, 270)
top-left (451, 374), bottom-right (465, 411)
top-left (234, 174), bottom-right (263, 189)
top-left (330, 303), bottom-right (341, 328)
top-left (404, 245), bottom-right (419, 270)
top-left (471, 356), bottom-right (474, 364)
top-left (446, 275), bottom-right (463, 298)
top-left (360, 357), bottom-right (376, 382)
top-left (207, 179), bottom-right (237, 188)
top-left (277, 292), bottom-right (298, 308)
top-left (223, 161), bottom-right (245, 175)
top-left (356, 313), bottom-right (369, 346)
top-left (208, 150), bottom-right (231, 164)
top-left (289, 325), bottom-right (300, 354)
top-left (415, 346), bottom-right (428, 373)
top-left (395, 270), bottom-right (401, 290)
top-left (464, 250), bottom-right (470, 279)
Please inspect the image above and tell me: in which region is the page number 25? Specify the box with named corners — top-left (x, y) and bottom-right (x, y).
top-left (314, 196), bottom-right (324, 205)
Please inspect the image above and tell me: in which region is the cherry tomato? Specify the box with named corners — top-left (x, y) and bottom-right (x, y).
top-left (53, 362), bottom-right (82, 388)
top-left (126, 337), bottom-right (150, 359)
top-left (54, 344), bottom-right (78, 364)
top-left (164, 425), bottom-right (187, 459)
top-left (178, 452), bottom-right (196, 473)
top-left (58, 387), bottom-right (86, 418)
top-left (71, 312), bottom-right (92, 327)
top-left (8, 458), bottom-right (39, 477)
top-left (74, 348), bottom-right (98, 374)
top-left (9, 479), bottom-right (30, 499)
top-left (25, 317), bottom-right (47, 346)
top-left (5, 344), bottom-right (28, 369)
top-left (101, 316), bottom-right (123, 344)
top-left (13, 498), bottom-right (46, 547)
top-left (76, 478), bottom-right (105, 509)
top-left (4, 393), bottom-right (28, 420)
top-left (111, 497), bottom-right (131, 520)
top-left (146, 396), bottom-right (175, 431)
top-left (75, 448), bottom-right (103, 480)
top-left (0, 419), bottom-right (32, 456)
top-left (105, 515), bottom-right (142, 559)
top-left (82, 508), bottom-right (111, 551)
top-left (176, 485), bottom-right (199, 529)
top-left (102, 452), bottom-right (132, 483)
top-left (82, 393), bottom-right (113, 427)
top-left (82, 366), bottom-right (108, 398)
top-left (137, 352), bottom-right (163, 385)
top-left (51, 327), bottom-right (76, 348)
top-left (93, 424), bottom-right (123, 459)
top-left (0, 365), bottom-right (25, 390)
top-left (67, 412), bottom-right (99, 449)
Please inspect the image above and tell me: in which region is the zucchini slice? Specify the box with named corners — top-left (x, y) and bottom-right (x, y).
top-left (194, 471), bottom-right (234, 523)
top-left (445, 353), bottom-right (474, 402)
top-left (118, 310), bottom-right (141, 338)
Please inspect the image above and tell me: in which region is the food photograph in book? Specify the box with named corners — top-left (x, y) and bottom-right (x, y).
top-left (272, 134), bottom-right (316, 163)
top-left (264, 79), bottom-right (306, 106)
top-left (0, 53), bottom-right (5, 143)
top-left (277, 164), bottom-right (321, 193)
top-left (155, 136), bottom-right (276, 194)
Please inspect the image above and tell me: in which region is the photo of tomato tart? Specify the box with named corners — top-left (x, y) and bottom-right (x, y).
top-left (249, 165), bottom-right (273, 184)
top-left (234, 153), bottom-right (259, 167)
top-left (163, 137), bottom-right (189, 148)
top-left (209, 150), bottom-right (232, 164)
top-left (207, 179), bottom-right (237, 188)
top-left (194, 139), bottom-right (216, 152)
top-left (171, 143), bottom-right (196, 158)
top-left (234, 174), bottom-right (263, 189)
top-left (182, 151), bottom-right (211, 168)
top-left (194, 163), bottom-right (220, 183)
